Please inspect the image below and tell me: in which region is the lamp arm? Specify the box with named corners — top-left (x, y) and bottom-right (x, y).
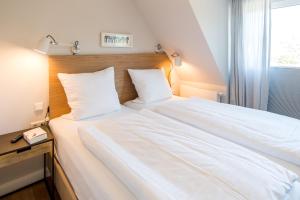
top-left (46, 35), bottom-right (58, 45)
top-left (171, 53), bottom-right (179, 57)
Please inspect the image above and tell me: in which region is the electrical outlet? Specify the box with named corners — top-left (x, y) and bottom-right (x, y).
top-left (30, 120), bottom-right (44, 128)
top-left (30, 118), bottom-right (49, 128)
top-left (34, 102), bottom-right (44, 112)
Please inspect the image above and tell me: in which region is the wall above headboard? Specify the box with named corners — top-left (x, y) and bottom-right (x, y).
top-left (0, 0), bottom-right (158, 135)
top-left (49, 53), bottom-right (171, 119)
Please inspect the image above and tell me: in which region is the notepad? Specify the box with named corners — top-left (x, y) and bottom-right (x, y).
top-left (23, 127), bottom-right (47, 145)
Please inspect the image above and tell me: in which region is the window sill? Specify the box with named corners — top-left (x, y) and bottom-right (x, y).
top-left (270, 66), bottom-right (300, 69)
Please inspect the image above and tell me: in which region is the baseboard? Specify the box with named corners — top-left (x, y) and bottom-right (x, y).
top-left (0, 169), bottom-right (44, 196)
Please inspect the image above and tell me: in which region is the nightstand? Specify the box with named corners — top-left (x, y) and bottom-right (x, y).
top-left (0, 126), bottom-right (54, 199)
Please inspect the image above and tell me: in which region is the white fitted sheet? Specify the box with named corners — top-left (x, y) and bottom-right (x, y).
top-left (49, 107), bottom-right (137, 200)
top-left (78, 109), bottom-right (299, 200)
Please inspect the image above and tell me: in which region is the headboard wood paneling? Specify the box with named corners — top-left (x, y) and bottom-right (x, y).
top-left (49, 53), bottom-right (171, 119)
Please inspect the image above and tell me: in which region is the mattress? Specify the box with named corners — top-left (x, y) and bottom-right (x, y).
top-left (124, 97), bottom-right (300, 176)
top-left (49, 107), bottom-right (137, 200)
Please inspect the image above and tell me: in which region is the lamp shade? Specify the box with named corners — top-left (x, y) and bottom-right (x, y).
top-left (174, 56), bottom-right (182, 67)
top-left (171, 52), bottom-right (182, 67)
top-left (34, 37), bottom-right (51, 54)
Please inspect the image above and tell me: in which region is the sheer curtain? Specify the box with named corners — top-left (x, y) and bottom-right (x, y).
top-left (229, 0), bottom-right (271, 110)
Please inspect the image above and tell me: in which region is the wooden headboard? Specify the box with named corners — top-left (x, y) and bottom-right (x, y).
top-left (49, 53), bottom-right (171, 119)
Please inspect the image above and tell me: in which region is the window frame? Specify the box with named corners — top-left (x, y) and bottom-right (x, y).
top-left (272, 0), bottom-right (300, 9)
top-left (270, 0), bottom-right (300, 68)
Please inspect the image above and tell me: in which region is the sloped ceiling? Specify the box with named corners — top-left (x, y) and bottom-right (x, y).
top-left (189, 0), bottom-right (229, 81)
top-left (133, 0), bottom-right (229, 86)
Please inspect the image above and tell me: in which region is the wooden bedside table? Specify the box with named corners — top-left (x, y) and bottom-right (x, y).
top-left (0, 126), bottom-right (55, 199)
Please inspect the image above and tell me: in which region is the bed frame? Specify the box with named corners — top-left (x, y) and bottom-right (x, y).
top-left (48, 53), bottom-right (171, 199)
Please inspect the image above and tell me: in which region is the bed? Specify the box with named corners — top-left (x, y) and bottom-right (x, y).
top-left (48, 54), bottom-right (300, 200)
top-left (125, 96), bottom-right (300, 176)
top-left (48, 53), bottom-right (172, 200)
top-left (50, 107), bottom-right (300, 200)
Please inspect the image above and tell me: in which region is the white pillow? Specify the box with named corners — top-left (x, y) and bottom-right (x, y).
top-left (128, 69), bottom-right (172, 103)
top-left (58, 67), bottom-right (121, 120)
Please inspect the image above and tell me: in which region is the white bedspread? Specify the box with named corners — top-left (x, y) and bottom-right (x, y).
top-left (152, 98), bottom-right (300, 167)
top-left (78, 110), bottom-right (299, 200)
top-left (50, 107), bottom-right (138, 200)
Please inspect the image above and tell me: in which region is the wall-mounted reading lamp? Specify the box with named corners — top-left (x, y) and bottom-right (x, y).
top-left (171, 52), bottom-right (182, 67)
top-left (153, 44), bottom-right (182, 91)
top-left (155, 44), bottom-right (164, 54)
top-left (168, 52), bottom-right (182, 88)
top-left (154, 44), bottom-right (182, 67)
top-left (35, 34), bottom-right (80, 55)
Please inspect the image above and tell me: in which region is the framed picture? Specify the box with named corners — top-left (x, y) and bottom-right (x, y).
top-left (101, 32), bottom-right (133, 48)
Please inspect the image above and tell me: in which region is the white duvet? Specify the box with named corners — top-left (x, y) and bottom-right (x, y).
top-left (152, 98), bottom-right (300, 166)
top-left (78, 110), bottom-right (298, 200)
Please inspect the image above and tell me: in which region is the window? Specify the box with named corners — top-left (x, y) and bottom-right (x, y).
top-left (271, 2), bottom-right (300, 68)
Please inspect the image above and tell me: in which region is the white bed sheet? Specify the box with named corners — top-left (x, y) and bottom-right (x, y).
top-left (49, 107), bottom-right (137, 200)
top-left (78, 109), bottom-right (300, 200)
top-left (286, 181), bottom-right (300, 200)
top-left (50, 104), bottom-right (300, 200)
top-left (124, 97), bottom-right (300, 176)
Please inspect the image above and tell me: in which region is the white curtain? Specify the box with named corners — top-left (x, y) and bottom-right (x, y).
top-left (229, 0), bottom-right (271, 110)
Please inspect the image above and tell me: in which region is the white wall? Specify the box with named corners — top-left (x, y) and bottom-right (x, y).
top-left (0, 0), bottom-right (230, 135)
top-left (189, 0), bottom-right (230, 80)
top-left (0, 0), bottom-right (156, 195)
top-left (134, 0), bottom-right (225, 85)
top-left (133, 0), bottom-right (229, 93)
top-left (0, 42), bottom-right (49, 135)
top-left (0, 0), bottom-right (157, 134)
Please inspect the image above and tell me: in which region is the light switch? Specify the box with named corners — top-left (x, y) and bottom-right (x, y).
top-left (34, 102), bottom-right (44, 111)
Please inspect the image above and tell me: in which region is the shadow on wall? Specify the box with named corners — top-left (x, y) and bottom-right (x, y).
top-left (0, 41), bottom-right (48, 134)
top-left (167, 60), bottom-right (227, 102)
top-left (268, 67), bottom-right (300, 120)
top-left (174, 61), bottom-right (226, 88)
top-left (173, 61), bottom-right (227, 99)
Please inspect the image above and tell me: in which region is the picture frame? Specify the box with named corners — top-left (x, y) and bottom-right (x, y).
top-left (101, 32), bottom-right (133, 48)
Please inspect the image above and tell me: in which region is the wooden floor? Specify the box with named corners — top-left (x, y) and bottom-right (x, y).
top-left (0, 181), bottom-right (60, 200)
